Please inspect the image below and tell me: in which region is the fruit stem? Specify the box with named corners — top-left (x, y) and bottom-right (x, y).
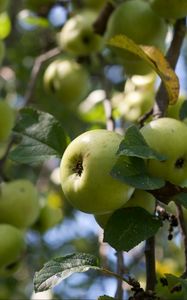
top-left (93, 1), bottom-right (115, 36)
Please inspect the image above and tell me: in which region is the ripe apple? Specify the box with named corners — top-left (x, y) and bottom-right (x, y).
top-left (57, 10), bottom-right (103, 56)
top-left (150, 0), bottom-right (187, 20)
top-left (0, 0), bottom-right (9, 12)
top-left (44, 58), bottom-right (90, 106)
top-left (0, 101), bottom-right (14, 142)
top-left (140, 118), bottom-right (187, 187)
top-left (94, 189), bottom-right (155, 228)
top-left (0, 179), bottom-right (40, 229)
top-left (105, 0), bottom-right (168, 75)
top-left (0, 224), bottom-right (25, 275)
top-left (60, 129), bottom-right (134, 214)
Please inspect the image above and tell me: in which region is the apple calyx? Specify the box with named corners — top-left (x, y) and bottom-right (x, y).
top-left (73, 157), bottom-right (83, 177)
top-left (175, 157), bottom-right (185, 169)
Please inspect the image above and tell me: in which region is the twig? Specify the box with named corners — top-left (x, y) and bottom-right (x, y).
top-left (153, 18), bottom-right (186, 118)
top-left (175, 203), bottom-right (187, 279)
top-left (93, 1), bottom-right (115, 36)
top-left (145, 236), bottom-right (157, 291)
top-left (24, 47), bottom-right (61, 105)
top-left (115, 251), bottom-right (125, 299)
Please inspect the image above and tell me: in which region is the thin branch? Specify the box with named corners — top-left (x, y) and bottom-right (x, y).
top-left (175, 203), bottom-right (187, 279)
top-left (24, 47), bottom-right (61, 105)
top-left (145, 236), bottom-right (157, 291)
top-left (115, 251), bottom-right (125, 299)
top-left (153, 18), bottom-right (186, 118)
top-left (93, 1), bottom-right (115, 36)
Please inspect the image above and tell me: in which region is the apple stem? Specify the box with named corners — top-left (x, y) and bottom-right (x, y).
top-left (93, 2), bottom-right (115, 36)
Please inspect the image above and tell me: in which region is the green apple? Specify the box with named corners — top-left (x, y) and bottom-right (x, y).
top-left (44, 58), bottom-right (91, 106)
top-left (0, 101), bottom-right (14, 142)
top-left (0, 179), bottom-right (40, 229)
top-left (105, 0), bottom-right (168, 75)
top-left (60, 129), bottom-right (134, 214)
top-left (94, 189), bottom-right (155, 228)
top-left (150, 0), bottom-right (187, 20)
top-left (166, 97), bottom-right (186, 120)
top-left (57, 10), bottom-right (103, 56)
top-left (0, 224), bottom-right (25, 275)
top-left (0, 0), bottom-right (9, 12)
top-left (140, 118), bottom-right (187, 187)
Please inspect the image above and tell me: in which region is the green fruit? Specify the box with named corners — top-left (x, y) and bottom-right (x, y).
top-left (0, 179), bottom-right (40, 229)
top-left (105, 0), bottom-right (168, 75)
top-left (150, 0), bottom-right (187, 20)
top-left (60, 129), bottom-right (134, 214)
top-left (57, 10), bottom-right (103, 56)
top-left (34, 205), bottom-right (63, 233)
top-left (0, 224), bottom-right (25, 275)
top-left (44, 58), bottom-right (90, 106)
top-left (140, 118), bottom-right (187, 186)
top-left (0, 101), bottom-right (14, 142)
top-left (94, 189), bottom-right (155, 228)
top-left (166, 97), bottom-right (186, 120)
top-left (0, 0), bottom-right (9, 12)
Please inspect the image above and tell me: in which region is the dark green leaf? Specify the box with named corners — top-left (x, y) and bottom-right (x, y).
top-left (104, 207), bottom-right (162, 252)
top-left (34, 253), bottom-right (100, 293)
top-left (111, 156), bottom-right (165, 190)
top-left (174, 193), bottom-right (187, 208)
top-left (9, 108), bottom-right (69, 164)
top-left (179, 99), bottom-right (187, 120)
top-left (117, 125), bottom-right (167, 161)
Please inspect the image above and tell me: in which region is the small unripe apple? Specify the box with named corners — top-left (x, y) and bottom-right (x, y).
top-left (44, 58), bottom-right (90, 106)
top-left (150, 0), bottom-right (187, 20)
top-left (105, 0), bottom-right (168, 75)
top-left (0, 224), bottom-right (26, 275)
top-left (140, 118), bottom-right (187, 186)
top-left (60, 129), bottom-right (134, 214)
top-left (94, 189), bottom-right (155, 228)
top-left (0, 101), bottom-right (14, 142)
top-left (0, 179), bottom-right (40, 229)
top-left (57, 10), bottom-right (103, 56)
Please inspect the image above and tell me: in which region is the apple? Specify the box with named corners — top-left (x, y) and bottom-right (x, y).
top-left (57, 10), bottom-right (103, 56)
top-left (150, 0), bottom-right (187, 20)
top-left (0, 101), bottom-right (14, 142)
top-left (60, 129), bottom-right (134, 214)
top-left (105, 0), bottom-right (168, 75)
top-left (0, 179), bottom-right (40, 229)
top-left (44, 58), bottom-right (91, 106)
top-left (166, 96), bottom-right (186, 120)
top-left (0, 224), bottom-right (25, 275)
top-left (0, 0), bottom-right (9, 12)
top-left (140, 118), bottom-right (187, 187)
top-left (94, 189), bottom-right (155, 228)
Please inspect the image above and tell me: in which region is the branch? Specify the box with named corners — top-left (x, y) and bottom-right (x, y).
top-left (93, 1), bottom-right (115, 36)
top-left (24, 47), bottom-right (61, 105)
top-left (115, 251), bottom-right (125, 299)
top-left (145, 236), bottom-right (157, 291)
top-left (153, 18), bottom-right (186, 118)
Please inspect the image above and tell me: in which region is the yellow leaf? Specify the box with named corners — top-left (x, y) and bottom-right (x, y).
top-left (108, 35), bottom-right (179, 105)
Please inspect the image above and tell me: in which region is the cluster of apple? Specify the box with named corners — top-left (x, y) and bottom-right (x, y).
top-left (59, 115), bottom-right (187, 229)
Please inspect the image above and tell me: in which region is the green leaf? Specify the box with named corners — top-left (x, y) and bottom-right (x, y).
top-left (98, 296), bottom-right (116, 300)
top-left (104, 207), bottom-right (162, 252)
top-left (165, 274), bottom-right (187, 295)
top-left (111, 156), bottom-right (165, 190)
top-left (0, 12), bottom-right (11, 39)
top-left (9, 108), bottom-right (69, 164)
top-left (117, 125), bottom-right (167, 161)
top-left (179, 99), bottom-right (187, 120)
top-left (34, 253), bottom-right (100, 293)
top-left (174, 193), bottom-right (187, 209)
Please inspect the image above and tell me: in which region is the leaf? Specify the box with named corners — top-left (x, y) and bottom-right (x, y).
top-left (174, 193), bottom-right (187, 209)
top-left (0, 12), bottom-right (11, 39)
top-left (104, 207), bottom-right (162, 252)
top-left (108, 35), bottom-right (179, 105)
top-left (9, 108), bottom-right (69, 164)
top-left (165, 274), bottom-right (187, 294)
top-left (111, 156), bottom-right (165, 190)
top-left (34, 253), bottom-right (100, 293)
top-left (179, 99), bottom-right (187, 120)
top-left (98, 296), bottom-right (116, 300)
top-left (117, 125), bottom-right (167, 161)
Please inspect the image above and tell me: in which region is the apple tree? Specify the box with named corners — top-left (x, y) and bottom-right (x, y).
top-left (0, 0), bottom-right (187, 299)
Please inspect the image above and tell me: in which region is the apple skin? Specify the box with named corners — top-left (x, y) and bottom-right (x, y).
top-left (0, 101), bottom-right (14, 142)
top-left (0, 224), bottom-right (26, 275)
top-left (60, 129), bottom-right (134, 214)
top-left (0, 179), bottom-right (40, 229)
top-left (44, 58), bottom-right (90, 106)
top-left (150, 0), bottom-right (187, 20)
top-left (57, 10), bottom-right (103, 56)
top-left (140, 118), bottom-right (187, 187)
top-left (105, 0), bottom-right (168, 75)
top-left (94, 189), bottom-right (155, 228)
